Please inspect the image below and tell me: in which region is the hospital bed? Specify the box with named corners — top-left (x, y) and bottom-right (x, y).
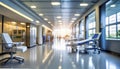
top-left (66, 33), bottom-right (101, 54)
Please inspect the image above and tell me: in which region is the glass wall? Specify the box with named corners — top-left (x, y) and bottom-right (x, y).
top-left (4, 17), bottom-right (26, 44)
top-left (86, 11), bottom-right (96, 38)
top-left (106, 0), bottom-right (120, 39)
top-left (79, 20), bottom-right (84, 38)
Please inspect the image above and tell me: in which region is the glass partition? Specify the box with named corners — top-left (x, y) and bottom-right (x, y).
top-left (4, 17), bottom-right (26, 44)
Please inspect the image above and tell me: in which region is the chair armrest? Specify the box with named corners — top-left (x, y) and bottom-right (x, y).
top-left (13, 42), bottom-right (24, 45)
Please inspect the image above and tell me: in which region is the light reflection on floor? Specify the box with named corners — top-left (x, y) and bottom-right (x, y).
top-left (0, 38), bottom-right (120, 69)
top-left (52, 38), bottom-right (66, 50)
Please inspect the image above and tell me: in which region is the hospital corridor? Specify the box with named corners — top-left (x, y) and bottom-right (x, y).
top-left (0, 0), bottom-right (120, 69)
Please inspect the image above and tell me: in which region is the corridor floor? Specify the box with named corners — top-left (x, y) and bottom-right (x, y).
top-left (0, 39), bottom-right (120, 69)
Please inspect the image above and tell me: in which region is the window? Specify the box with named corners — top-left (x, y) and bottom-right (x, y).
top-left (79, 20), bottom-right (84, 38)
top-left (109, 25), bottom-right (116, 38)
top-left (76, 23), bottom-right (79, 38)
top-left (106, 0), bottom-right (120, 39)
top-left (86, 11), bottom-right (96, 38)
top-left (109, 14), bottom-right (116, 24)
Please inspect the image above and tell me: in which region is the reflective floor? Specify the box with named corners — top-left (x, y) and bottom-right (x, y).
top-left (0, 38), bottom-right (120, 69)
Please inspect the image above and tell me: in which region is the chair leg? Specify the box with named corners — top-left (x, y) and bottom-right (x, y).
top-left (13, 57), bottom-right (24, 63)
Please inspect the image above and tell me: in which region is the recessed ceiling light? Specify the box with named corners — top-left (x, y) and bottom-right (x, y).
top-left (110, 4), bottom-right (116, 7)
top-left (36, 21), bottom-right (40, 23)
top-left (51, 2), bottom-right (60, 5)
top-left (59, 23), bottom-right (62, 24)
top-left (56, 16), bottom-right (61, 19)
top-left (44, 18), bottom-right (48, 21)
top-left (80, 3), bottom-right (88, 6)
top-left (30, 6), bottom-right (37, 8)
top-left (11, 21), bottom-right (16, 24)
top-left (74, 14), bottom-right (80, 16)
top-left (21, 22), bottom-right (25, 25)
top-left (58, 20), bottom-right (62, 22)
top-left (72, 18), bottom-right (77, 20)
top-left (27, 26), bottom-right (30, 27)
top-left (39, 13), bottom-right (44, 16)
top-left (71, 21), bottom-right (74, 22)
top-left (48, 22), bottom-right (51, 23)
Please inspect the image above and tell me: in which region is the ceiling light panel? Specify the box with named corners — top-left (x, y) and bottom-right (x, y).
top-left (74, 14), bottom-right (80, 16)
top-left (51, 2), bottom-right (60, 6)
top-left (110, 4), bottom-right (116, 7)
top-left (44, 18), bottom-right (48, 21)
top-left (80, 3), bottom-right (88, 6)
top-left (39, 13), bottom-right (44, 16)
top-left (56, 16), bottom-right (62, 19)
top-left (30, 5), bottom-right (37, 8)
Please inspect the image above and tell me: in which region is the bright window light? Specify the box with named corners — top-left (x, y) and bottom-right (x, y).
top-left (80, 3), bottom-right (88, 6)
top-left (30, 6), bottom-right (37, 8)
top-left (74, 14), bottom-right (80, 16)
top-left (110, 4), bottom-right (116, 7)
top-left (51, 2), bottom-right (60, 5)
top-left (39, 13), bottom-right (44, 16)
top-left (0, 2), bottom-right (33, 21)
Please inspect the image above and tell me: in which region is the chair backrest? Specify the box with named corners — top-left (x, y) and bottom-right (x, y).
top-left (2, 33), bottom-right (13, 48)
top-left (92, 33), bottom-right (101, 40)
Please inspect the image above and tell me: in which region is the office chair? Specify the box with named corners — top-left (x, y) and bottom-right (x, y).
top-left (0, 33), bottom-right (27, 64)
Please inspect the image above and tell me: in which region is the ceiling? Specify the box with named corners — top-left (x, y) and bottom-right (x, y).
top-left (19, 0), bottom-right (100, 26)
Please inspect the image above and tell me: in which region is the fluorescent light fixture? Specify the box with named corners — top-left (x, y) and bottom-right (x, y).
top-left (51, 2), bottom-right (60, 5)
top-left (36, 21), bottom-right (40, 23)
top-left (44, 18), bottom-right (48, 21)
top-left (39, 13), bottom-right (44, 16)
top-left (110, 4), bottom-right (116, 7)
top-left (0, 2), bottom-right (33, 21)
top-left (20, 22), bottom-right (25, 25)
top-left (48, 22), bottom-right (51, 23)
top-left (42, 25), bottom-right (52, 31)
top-left (11, 21), bottom-right (16, 24)
top-left (56, 16), bottom-right (61, 19)
top-left (72, 18), bottom-right (77, 20)
top-left (80, 3), bottom-right (88, 6)
top-left (30, 6), bottom-right (37, 8)
top-left (74, 14), bottom-right (80, 16)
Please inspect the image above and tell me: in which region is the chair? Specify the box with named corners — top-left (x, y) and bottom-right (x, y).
top-left (0, 33), bottom-right (27, 64)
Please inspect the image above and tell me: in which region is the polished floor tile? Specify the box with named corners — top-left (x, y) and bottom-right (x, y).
top-left (0, 39), bottom-right (120, 69)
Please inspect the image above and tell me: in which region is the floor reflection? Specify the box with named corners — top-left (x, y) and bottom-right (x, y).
top-left (0, 38), bottom-right (120, 69)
